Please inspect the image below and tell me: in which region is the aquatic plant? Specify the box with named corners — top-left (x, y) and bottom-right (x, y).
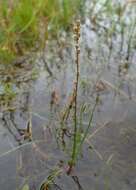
top-left (0, 1), bottom-right (135, 189)
top-left (86, 0), bottom-right (136, 68)
top-left (67, 20), bottom-right (81, 173)
top-left (65, 20), bottom-right (98, 174)
top-left (21, 184), bottom-right (29, 190)
top-left (39, 168), bottom-right (63, 190)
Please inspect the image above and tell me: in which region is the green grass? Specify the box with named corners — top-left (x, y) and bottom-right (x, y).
top-left (0, 0), bottom-right (83, 64)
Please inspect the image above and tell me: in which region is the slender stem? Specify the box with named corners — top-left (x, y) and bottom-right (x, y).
top-left (71, 41), bottom-right (80, 164)
top-left (68, 20), bottom-right (81, 172)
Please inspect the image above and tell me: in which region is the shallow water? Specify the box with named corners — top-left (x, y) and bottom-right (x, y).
top-left (0, 1), bottom-right (136, 190)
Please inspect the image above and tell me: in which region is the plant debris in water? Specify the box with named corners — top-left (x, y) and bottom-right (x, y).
top-left (0, 1), bottom-right (136, 190)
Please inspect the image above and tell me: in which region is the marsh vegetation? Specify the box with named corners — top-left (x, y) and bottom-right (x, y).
top-left (0, 1), bottom-right (136, 190)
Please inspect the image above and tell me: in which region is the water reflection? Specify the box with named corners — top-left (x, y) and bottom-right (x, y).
top-left (0, 1), bottom-right (136, 189)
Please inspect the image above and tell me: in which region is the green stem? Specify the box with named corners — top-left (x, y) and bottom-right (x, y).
top-left (77, 101), bottom-right (97, 155)
top-left (71, 49), bottom-right (80, 165)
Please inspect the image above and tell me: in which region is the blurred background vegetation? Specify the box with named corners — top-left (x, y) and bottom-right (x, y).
top-left (0, 0), bottom-right (83, 64)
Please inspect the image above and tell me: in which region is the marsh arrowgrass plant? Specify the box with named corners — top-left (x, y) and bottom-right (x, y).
top-left (67, 20), bottom-right (81, 173)
top-left (66, 20), bottom-right (98, 174)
